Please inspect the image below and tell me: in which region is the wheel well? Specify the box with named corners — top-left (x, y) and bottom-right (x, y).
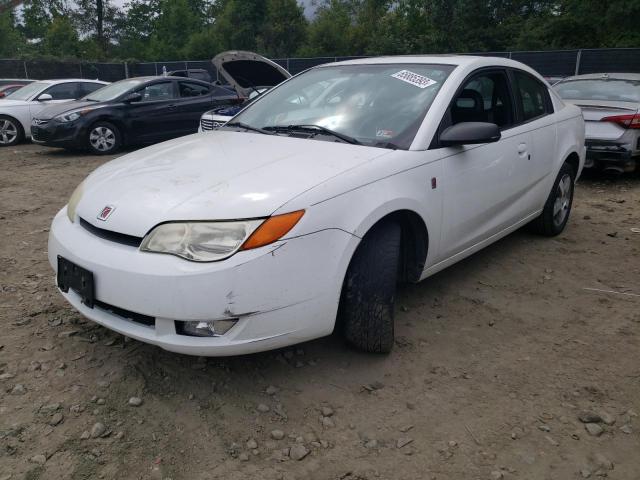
top-left (565, 152), bottom-right (580, 176)
top-left (0, 114), bottom-right (25, 135)
top-left (364, 210), bottom-right (428, 283)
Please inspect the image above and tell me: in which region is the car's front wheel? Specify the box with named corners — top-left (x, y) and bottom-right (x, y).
top-left (529, 161), bottom-right (576, 236)
top-left (87, 122), bottom-right (121, 155)
top-left (340, 220), bottom-right (401, 353)
top-left (0, 115), bottom-right (24, 147)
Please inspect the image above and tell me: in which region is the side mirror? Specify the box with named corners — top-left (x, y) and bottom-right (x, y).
top-left (37, 93), bottom-right (53, 102)
top-left (440, 122), bottom-right (501, 147)
top-left (124, 92), bottom-right (142, 103)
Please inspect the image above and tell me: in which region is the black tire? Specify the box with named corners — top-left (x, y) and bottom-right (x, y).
top-left (340, 220), bottom-right (401, 353)
top-left (0, 115), bottom-right (24, 147)
top-left (87, 121), bottom-right (122, 155)
top-left (529, 162), bottom-right (576, 236)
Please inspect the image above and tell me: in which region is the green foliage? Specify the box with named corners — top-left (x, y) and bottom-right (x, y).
top-left (0, 12), bottom-right (23, 57)
top-left (0, 0), bottom-right (638, 62)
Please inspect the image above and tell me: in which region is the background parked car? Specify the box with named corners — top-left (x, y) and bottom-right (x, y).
top-left (554, 73), bottom-right (640, 173)
top-left (200, 51), bottom-right (291, 132)
top-left (0, 79), bottom-right (108, 147)
top-left (0, 79), bottom-right (35, 87)
top-left (0, 84), bottom-right (27, 99)
top-left (31, 76), bottom-right (241, 155)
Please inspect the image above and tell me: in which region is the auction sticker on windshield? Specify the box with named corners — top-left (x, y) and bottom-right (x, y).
top-left (391, 70), bottom-right (437, 89)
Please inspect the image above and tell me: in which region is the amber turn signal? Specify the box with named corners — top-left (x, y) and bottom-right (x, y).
top-left (241, 210), bottom-right (305, 250)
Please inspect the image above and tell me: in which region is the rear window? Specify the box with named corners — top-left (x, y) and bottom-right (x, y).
top-left (555, 78), bottom-right (640, 102)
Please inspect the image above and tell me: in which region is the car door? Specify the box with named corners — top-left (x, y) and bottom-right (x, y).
top-left (126, 80), bottom-right (182, 143)
top-left (175, 81), bottom-right (215, 135)
top-left (510, 69), bottom-right (557, 206)
top-left (29, 82), bottom-right (81, 119)
top-left (437, 69), bottom-right (534, 259)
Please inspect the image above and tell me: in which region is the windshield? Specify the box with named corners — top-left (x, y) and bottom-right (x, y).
top-left (6, 81), bottom-right (49, 101)
top-left (230, 63), bottom-right (454, 149)
top-left (84, 79), bottom-right (145, 102)
top-left (555, 78), bottom-right (640, 103)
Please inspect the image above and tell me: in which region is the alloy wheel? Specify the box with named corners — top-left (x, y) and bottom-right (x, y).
top-left (0, 119), bottom-right (18, 145)
top-left (89, 126), bottom-right (116, 152)
top-left (552, 173), bottom-right (572, 228)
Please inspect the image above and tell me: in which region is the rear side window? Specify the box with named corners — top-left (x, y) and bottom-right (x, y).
top-left (41, 82), bottom-right (79, 100)
top-left (179, 81), bottom-right (210, 97)
top-left (79, 82), bottom-right (103, 97)
top-left (138, 82), bottom-right (175, 102)
top-left (513, 71), bottom-right (550, 121)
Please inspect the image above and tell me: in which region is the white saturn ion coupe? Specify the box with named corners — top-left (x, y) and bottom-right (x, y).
top-left (49, 56), bottom-right (585, 356)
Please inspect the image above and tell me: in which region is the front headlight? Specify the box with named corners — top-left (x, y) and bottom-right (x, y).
top-left (140, 210), bottom-right (304, 262)
top-left (56, 111), bottom-right (82, 123)
top-left (67, 181), bottom-right (84, 223)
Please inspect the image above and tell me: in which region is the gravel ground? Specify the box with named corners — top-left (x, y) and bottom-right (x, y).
top-left (1, 143), bottom-right (639, 480)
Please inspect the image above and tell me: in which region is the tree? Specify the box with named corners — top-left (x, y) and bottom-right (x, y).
top-left (43, 15), bottom-right (79, 57)
top-left (212, 0), bottom-right (267, 51)
top-left (0, 11), bottom-right (23, 57)
top-left (259, 0), bottom-right (307, 57)
top-left (301, 0), bottom-right (354, 56)
top-left (73, 0), bottom-right (120, 57)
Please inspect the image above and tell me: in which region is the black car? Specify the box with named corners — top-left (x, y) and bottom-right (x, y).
top-left (31, 76), bottom-right (240, 154)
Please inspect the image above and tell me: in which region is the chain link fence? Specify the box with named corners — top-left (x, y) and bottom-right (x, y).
top-left (2, 48), bottom-right (639, 83)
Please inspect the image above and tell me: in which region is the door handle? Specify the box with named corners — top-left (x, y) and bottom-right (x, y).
top-left (167, 104), bottom-right (177, 110)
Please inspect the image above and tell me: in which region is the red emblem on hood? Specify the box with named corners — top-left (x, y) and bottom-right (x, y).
top-left (97, 205), bottom-right (115, 221)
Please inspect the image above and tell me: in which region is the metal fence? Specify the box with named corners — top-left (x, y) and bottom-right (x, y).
top-left (1, 48), bottom-right (639, 82)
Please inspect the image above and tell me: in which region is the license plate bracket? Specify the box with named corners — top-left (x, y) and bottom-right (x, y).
top-left (57, 256), bottom-right (95, 308)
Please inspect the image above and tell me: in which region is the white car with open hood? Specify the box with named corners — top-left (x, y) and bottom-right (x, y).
top-left (48, 56), bottom-right (585, 356)
top-left (199, 50), bottom-right (291, 131)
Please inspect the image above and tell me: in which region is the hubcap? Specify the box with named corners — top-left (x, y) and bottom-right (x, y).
top-left (89, 126), bottom-right (116, 152)
top-left (552, 173), bottom-right (572, 227)
top-left (0, 119), bottom-right (18, 145)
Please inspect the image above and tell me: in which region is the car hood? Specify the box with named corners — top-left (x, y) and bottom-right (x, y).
top-left (212, 50), bottom-right (291, 98)
top-left (76, 131), bottom-right (390, 237)
top-left (0, 99), bottom-right (30, 108)
top-left (35, 100), bottom-right (108, 120)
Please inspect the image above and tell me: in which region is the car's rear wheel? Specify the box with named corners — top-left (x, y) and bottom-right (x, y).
top-left (0, 115), bottom-right (24, 147)
top-left (529, 161), bottom-right (576, 236)
top-left (87, 122), bottom-right (121, 155)
top-left (340, 220), bottom-right (401, 353)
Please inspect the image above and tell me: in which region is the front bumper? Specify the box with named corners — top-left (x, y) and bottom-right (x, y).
top-left (48, 209), bottom-right (357, 356)
top-left (31, 120), bottom-right (86, 148)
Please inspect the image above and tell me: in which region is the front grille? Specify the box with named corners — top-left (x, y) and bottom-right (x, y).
top-left (31, 127), bottom-right (50, 142)
top-left (200, 118), bottom-right (225, 131)
top-left (95, 300), bottom-right (155, 327)
top-left (80, 218), bottom-right (143, 247)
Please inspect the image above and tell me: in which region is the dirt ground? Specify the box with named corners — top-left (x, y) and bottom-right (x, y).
top-left (1, 143), bottom-right (639, 480)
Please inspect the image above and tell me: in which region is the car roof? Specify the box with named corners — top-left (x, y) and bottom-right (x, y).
top-left (559, 73), bottom-right (640, 82)
top-left (124, 75), bottom-right (211, 83)
top-left (36, 78), bottom-right (108, 85)
top-left (321, 55), bottom-right (547, 78)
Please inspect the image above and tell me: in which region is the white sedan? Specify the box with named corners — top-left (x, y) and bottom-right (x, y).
top-left (0, 79), bottom-right (108, 146)
top-left (48, 56), bottom-right (585, 356)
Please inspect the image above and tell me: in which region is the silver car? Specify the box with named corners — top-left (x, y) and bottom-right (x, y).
top-left (554, 73), bottom-right (640, 173)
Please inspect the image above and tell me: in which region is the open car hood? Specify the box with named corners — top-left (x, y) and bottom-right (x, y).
top-left (212, 50), bottom-right (291, 98)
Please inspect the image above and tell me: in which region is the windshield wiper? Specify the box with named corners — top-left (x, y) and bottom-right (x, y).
top-left (84, 98), bottom-right (99, 102)
top-left (224, 121), bottom-right (273, 135)
top-left (263, 124), bottom-right (362, 145)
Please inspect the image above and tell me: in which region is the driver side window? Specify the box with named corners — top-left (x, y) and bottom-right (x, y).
top-left (450, 71), bottom-right (514, 129)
